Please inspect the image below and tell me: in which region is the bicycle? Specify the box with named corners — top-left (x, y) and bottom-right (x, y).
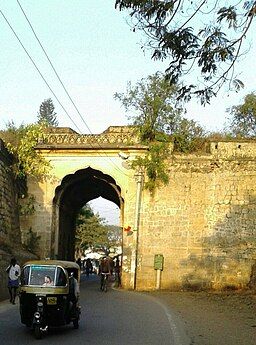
top-left (100, 273), bottom-right (110, 292)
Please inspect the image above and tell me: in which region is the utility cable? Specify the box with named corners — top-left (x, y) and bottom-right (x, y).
top-left (0, 8), bottom-right (82, 134)
top-left (16, 0), bottom-right (136, 179)
top-left (16, 0), bottom-right (92, 134)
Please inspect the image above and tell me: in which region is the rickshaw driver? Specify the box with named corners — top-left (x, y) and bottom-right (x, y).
top-left (68, 272), bottom-right (79, 317)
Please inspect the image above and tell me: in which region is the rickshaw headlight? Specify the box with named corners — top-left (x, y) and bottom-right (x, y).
top-left (34, 312), bottom-right (40, 319)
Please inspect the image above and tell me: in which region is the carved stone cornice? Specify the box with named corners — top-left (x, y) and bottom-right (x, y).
top-left (38, 126), bottom-right (141, 147)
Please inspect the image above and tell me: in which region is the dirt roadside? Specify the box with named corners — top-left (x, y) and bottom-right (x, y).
top-left (148, 290), bottom-right (256, 345)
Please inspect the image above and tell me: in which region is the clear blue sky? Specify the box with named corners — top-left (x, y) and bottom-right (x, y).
top-left (1, 0), bottom-right (255, 133)
top-left (1, 0), bottom-right (256, 224)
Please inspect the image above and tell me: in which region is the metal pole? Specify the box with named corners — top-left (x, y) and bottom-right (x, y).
top-left (156, 269), bottom-right (161, 290)
top-left (133, 169), bottom-right (143, 290)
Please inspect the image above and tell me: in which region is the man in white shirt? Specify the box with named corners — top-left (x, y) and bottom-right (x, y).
top-left (6, 257), bottom-right (21, 304)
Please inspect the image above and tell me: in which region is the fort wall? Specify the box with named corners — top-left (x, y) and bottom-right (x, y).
top-left (0, 139), bottom-right (35, 300)
top-left (135, 141), bottom-right (256, 290)
top-left (19, 129), bottom-right (256, 291)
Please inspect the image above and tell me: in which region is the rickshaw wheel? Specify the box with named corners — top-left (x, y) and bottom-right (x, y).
top-left (34, 326), bottom-right (42, 339)
top-left (73, 319), bottom-right (79, 329)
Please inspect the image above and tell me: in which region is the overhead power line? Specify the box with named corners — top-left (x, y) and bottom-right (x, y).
top-left (15, 0), bottom-right (135, 179)
top-left (1, 3), bottom-right (135, 180)
top-left (0, 8), bottom-right (82, 133)
top-left (16, 0), bottom-right (92, 134)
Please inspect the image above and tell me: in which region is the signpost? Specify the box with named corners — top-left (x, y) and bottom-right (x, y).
top-left (154, 254), bottom-right (164, 290)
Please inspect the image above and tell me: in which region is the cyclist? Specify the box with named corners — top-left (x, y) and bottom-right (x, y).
top-left (99, 257), bottom-right (111, 291)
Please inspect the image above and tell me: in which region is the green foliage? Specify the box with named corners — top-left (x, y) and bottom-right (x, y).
top-left (37, 98), bottom-right (58, 127)
top-left (0, 122), bottom-right (51, 179)
top-left (23, 227), bottom-right (41, 255)
top-left (115, 73), bottom-right (206, 193)
top-left (131, 141), bottom-right (170, 192)
top-left (75, 205), bottom-right (121, 255)
top-left (173, 118), bottom-right (206, 153)
top-left (105, 224), bottom-right (122, 251)
top-left (115, 1), bottom-right (256, 103)
top-left (114, 73), bottom-right (182, 142)
top-left (227, 92), bottom-right (256, 138)
top-left (19, 194), bottom-right (36, 216)
top-left (114, 73), bottom-right (180, 193)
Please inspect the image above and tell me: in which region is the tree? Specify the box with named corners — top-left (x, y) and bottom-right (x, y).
top-left (37, 98), bottom-right (58, 126)
top-left (0, 121), bottom-right (51, 179)
top-left (114, 73), bottom-right (205, 192)
top-left (75, 205), bottom-right (120, 255)
top-left (227, 92), bottom-right (256, 137)
top-left (106, 225), bottom-right (122, 250)
top-left (115, 1), bottom-right (256, 104)
top-left (114, 72), bottom-right (182, 142)
top-left (173, 118), bottom-right (206, 153)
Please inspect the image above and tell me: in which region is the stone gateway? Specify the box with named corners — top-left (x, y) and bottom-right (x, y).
top-left (18, 127), bottom-right (256, 291)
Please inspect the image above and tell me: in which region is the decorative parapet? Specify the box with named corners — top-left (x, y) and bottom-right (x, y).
top-left (38, 126), bottom-right (141, 147)
top-left (36, 126), bottom-right (256, 159)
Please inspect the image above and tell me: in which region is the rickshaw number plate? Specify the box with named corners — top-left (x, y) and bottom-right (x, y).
top-left (47, 297), bottom-right (57, 305)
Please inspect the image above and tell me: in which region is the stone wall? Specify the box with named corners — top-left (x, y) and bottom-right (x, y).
top-left (21, 132), bottom-right (256, 292)
top-left (0, 139), bottom-right (34, 300)
top-left (135, 140), bottom-right (256, 290)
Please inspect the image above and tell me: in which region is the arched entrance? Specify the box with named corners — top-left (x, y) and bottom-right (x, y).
top-left (52, 167), bottom-right (124, 260)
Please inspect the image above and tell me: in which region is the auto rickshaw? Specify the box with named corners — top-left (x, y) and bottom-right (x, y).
top-left (19, 260), bottom-right (81, 339)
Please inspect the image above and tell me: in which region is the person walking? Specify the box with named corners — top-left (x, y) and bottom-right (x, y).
top-left (85, 258), bottom-right (93, 277)
top-left (6, 257), bottom-right (21, 304)
top-left (114, 256), bottom-right (121, 287)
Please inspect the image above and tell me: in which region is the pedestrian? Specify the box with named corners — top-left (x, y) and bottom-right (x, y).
top-left (76, 257), bottom-right (82, 268)
top-left (114, 256), bottom-right (121, 287)
top-left (85, 258), bottom-right (93, 277)
top-left (6, 257), bottom-right (21, 304)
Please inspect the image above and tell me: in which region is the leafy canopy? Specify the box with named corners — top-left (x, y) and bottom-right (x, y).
top-left (75, 205), bottom-right (121, 255)
top-left (114, 72), bottom-right (182, 142)
top-left (115, 73), bottom-right (206, 192)
top-left (227, 92), bottom-right (256, 138)
top-left (0, 121), bottom-right (51, 179)
top-left (115, 1), bottom-right (256, 104)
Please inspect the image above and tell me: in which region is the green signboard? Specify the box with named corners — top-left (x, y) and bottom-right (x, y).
top-left (154, 254), bottom-right (164, 270)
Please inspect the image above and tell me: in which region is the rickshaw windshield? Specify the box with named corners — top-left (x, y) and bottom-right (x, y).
top-left (21, 265), bottom-right (67, 287)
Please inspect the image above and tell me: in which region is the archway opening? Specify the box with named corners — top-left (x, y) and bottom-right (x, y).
top-left (52, 167), bottom-right (123, 260)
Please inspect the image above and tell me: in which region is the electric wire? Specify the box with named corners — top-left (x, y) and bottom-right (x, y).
top-left (16, 0), bottom-right (92, 135)
top-left (0, 8), bottom-right (82, 134)
top-left (15, 0), bottom-right (136, 179)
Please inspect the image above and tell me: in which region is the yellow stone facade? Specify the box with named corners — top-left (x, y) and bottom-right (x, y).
top-left (20, 128), bottom-right (256, 291)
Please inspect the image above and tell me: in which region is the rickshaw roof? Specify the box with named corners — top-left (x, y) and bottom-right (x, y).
top-left (23, 259), bottom-right (80, 270)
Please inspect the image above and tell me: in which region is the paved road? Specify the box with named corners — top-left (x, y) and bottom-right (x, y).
top-left (0, 275), bottom-right (189, 345)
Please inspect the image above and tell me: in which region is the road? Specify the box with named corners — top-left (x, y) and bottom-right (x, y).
top-left (0, 274), bottom-right (190, 345)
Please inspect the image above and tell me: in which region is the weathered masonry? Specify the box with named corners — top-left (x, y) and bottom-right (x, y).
top-left (0, 139), bottom-right (32, 300)
top-left (20, 127), bottom-right (256, 291)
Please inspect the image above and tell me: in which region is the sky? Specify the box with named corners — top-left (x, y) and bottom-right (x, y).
top-left (1, 0), bottom-right (256, 224)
